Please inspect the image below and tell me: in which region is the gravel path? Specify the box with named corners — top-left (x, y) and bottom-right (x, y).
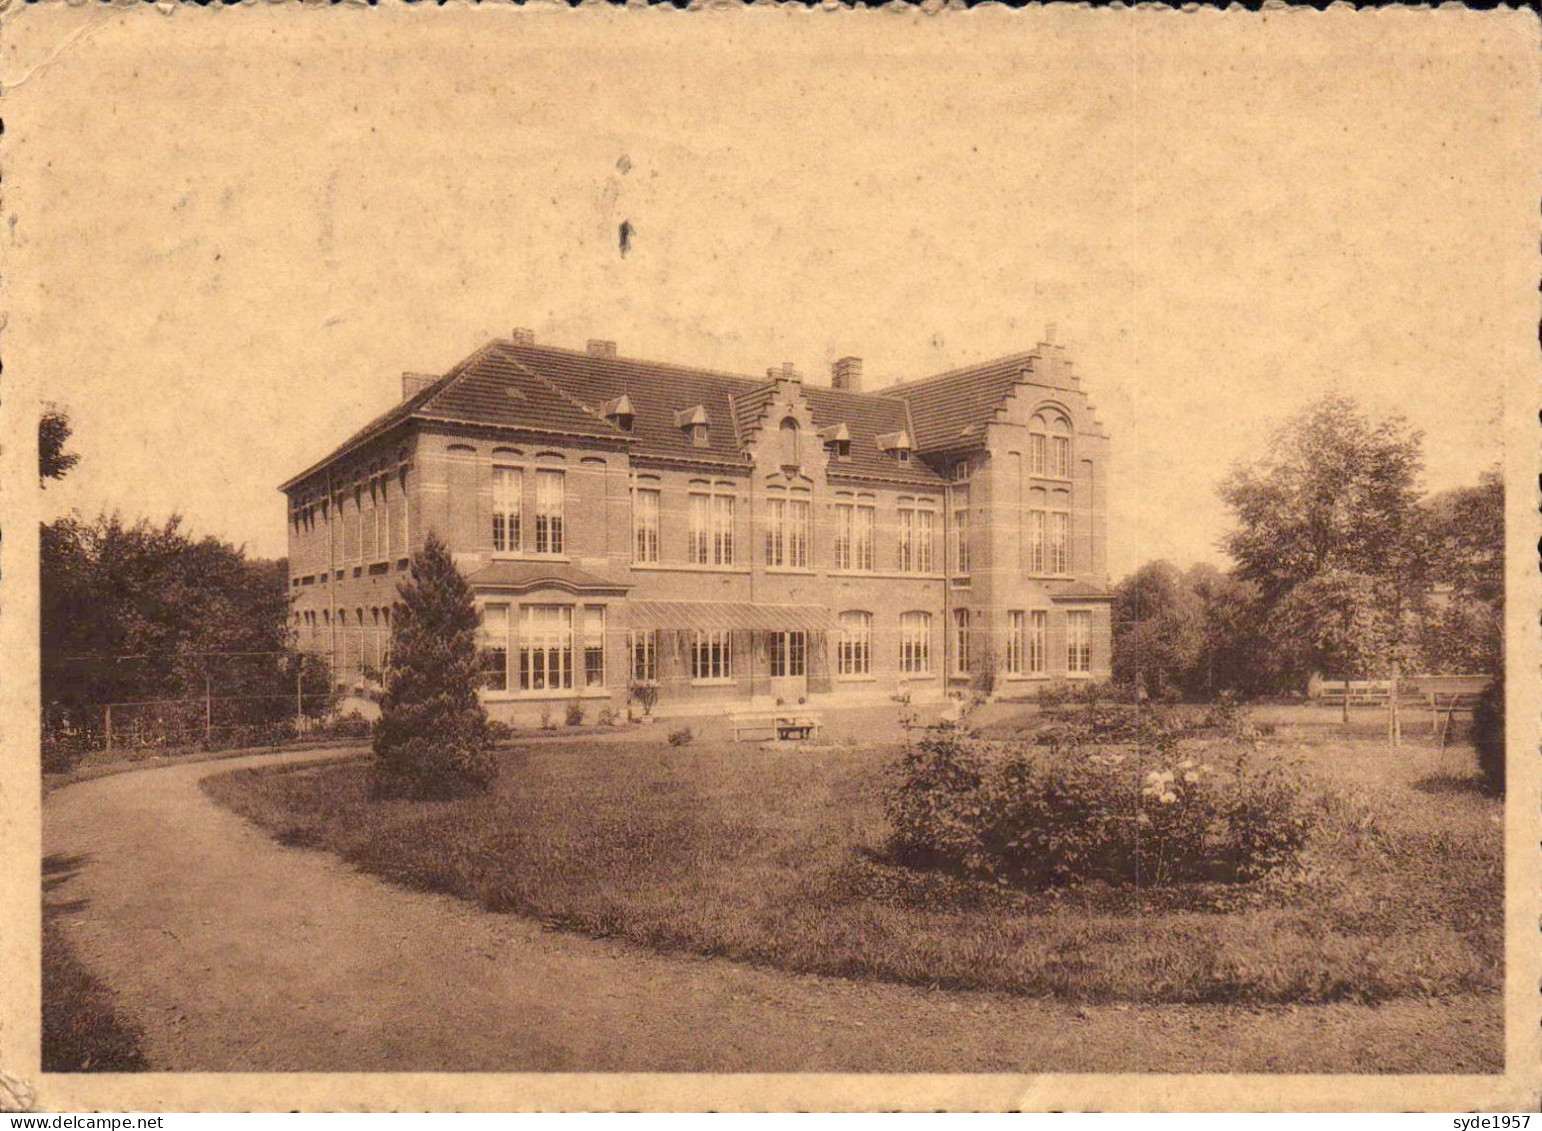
top-left (43, 750), bottom-right (1501, 1073)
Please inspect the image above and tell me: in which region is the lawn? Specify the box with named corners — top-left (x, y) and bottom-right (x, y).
top-left (202, 704), bottom-right (1502, 1006)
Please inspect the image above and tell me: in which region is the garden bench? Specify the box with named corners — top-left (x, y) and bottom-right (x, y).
top-left (729, 712), bottom-right (824, 743)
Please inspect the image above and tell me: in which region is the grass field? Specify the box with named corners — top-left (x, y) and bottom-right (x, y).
top-left (203, 704), bottom-right (1501, 1005)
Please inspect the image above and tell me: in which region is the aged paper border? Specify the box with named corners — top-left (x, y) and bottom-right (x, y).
top-left (2, 1), bottom-right (1538, 1112)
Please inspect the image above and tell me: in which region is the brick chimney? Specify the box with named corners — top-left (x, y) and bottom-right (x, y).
top-left (402, 372), bottom-right (437, 400)
top-left (831, 356), bottom-right (863, 392)
top-left (511, 327), bottom-right (536, 346)
top-left (586, 339), bottom-right (618, 359)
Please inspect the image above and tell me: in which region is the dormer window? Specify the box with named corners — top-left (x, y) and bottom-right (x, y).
top-left (877, 429), bottom-right (915, 463)
top-left (952, 459), bottom-right (971, 481)
top-left (674, 405), bottom-right (710, 448)
top-left (601, 394), bottom-right (635, 432)
top-left (820, 423), bottom-right (852, 461)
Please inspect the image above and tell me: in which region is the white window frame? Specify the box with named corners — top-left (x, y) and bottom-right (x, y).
top-left (953, 507), bottom-right (971, 575)
top-left (691, 630), bottom-right (733, 683)
top-left (534, 470), bottom-right (565, 555)
top-left (1006, 611), bottom-right (1024, 675)
top-left (493, 466), bottom-right (523, 554)
top-left (837, 611), bottom-right (872, 676)
top-left (519, 604), bottom-right (573, 691)
top-left (629, 630), bottom-right (658, 683)
top-left (479, 604), bottom-right (511, 692)
top-left (1049, 508), bottom-right (1070, 574)
top-left (900, 612), bottom-right (932, 675)
top-left (582, 606), bottom-right (606, 688)
top-left (689, 487), bottom-right (736, 566)
top-left (1067, 610), bottom-right (1092, 675)
top-left (953, 609), bottom-right (971, 675)
top-left (1028, 610), bottom-right (1048, 674)
top-left (769, 631), bottom-right (807, 678)
top-left (633, 487), bottom-right (660, 564)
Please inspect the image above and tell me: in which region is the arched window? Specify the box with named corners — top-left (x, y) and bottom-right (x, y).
top-left (1029, 410), bottom-right (1073, 478)
top-left (779, 416), bottom-right (801, 467)
top-left (837, 611), bottom-right (872, 676)
top-left (899, 611), bottom-right (932, 674)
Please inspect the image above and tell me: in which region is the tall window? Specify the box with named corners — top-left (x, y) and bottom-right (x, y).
top-left (519, 605), bottom-right (572, 691)
top-left (898, 502), bottom-right (935, 573)
top-left (363, 482), bottom-right (379, 562)
top-left (837, 611), bottom-right (872, 676)
top-left (493, 466), bottom-right (522, 553)
top-left (689, 487), bottom-right (735, 566)
top-left (691, 630), bottom-right (732, 681)
top-left (534, 470), bottom-right (564, 554)
top-left (1030, 411), bottom-right (1072, 477)
top-left (582, 606), bottom-right (605, 687)
top-left (953, 508), bottom-right (971, 574)
top-left (1006, 611), bottom-right (1024, 675)
top-left (953, 609), bottom-right (971, 674)
top-left (900, 612), bottom-right (932, 674)
top-left (1027, 507), bottom-right (1047, 573)
top-left (479, 604), bottom-right (509, 692)
top-left (1067, 610), bottom-right (1092, 674)
top-left (633, 488), bottom-right (660, 563)
top-left (1050, 428), bottom-right (1072, 479)
top-left (765, 495), bottom-right (810, 568)
top-left (1028, 610), bottom-right (1047, 674)
top-left (769, 632), bottom-right (806, 678)
top-left (834, 501), bottom-right (875, 571)
top-left (1049, 509), bottom-right (1070, 574)
top-left (630, 630), bottom-right (657, 683)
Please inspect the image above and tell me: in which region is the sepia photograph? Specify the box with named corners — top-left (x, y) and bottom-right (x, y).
top-left (3, 1), bottom-right (1538, 1113)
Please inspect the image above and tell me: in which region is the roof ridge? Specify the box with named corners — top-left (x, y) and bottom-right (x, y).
top-left (887, 349), bottom-right (1039, 393)
top-left (502, 338), bottom-right (771, 391)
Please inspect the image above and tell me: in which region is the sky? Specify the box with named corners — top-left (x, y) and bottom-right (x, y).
top-left (11, 6), bottom-right (1534, 581)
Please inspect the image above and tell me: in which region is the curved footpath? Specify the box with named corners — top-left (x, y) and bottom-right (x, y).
top-left (44, 750), bottom-right (1500, 1073)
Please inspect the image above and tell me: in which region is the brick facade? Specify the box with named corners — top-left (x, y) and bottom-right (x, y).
top-left (282, 335), bottom-right (1113, 723)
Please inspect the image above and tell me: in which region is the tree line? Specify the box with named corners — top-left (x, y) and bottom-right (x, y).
top-left (1112, 394), bottom-right (1503, 698)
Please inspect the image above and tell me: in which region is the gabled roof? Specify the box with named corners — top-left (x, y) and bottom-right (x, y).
top-left (885, 352), bottom-right (1038, 452)
top-left (284, 338), bottom-right (1085, 492)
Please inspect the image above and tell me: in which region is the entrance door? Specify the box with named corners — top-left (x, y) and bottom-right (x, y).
top-left (768, 631), bottom-right (808, 704)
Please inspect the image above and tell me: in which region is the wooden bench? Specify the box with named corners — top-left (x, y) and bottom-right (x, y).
top-left (1317, 680), bottom-right (1392, 707)
top-left (729, 712), bottom-right (825, 743)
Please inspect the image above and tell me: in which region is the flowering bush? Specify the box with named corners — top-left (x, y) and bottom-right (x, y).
top-left (885, 717), bottom-right (1313, 889)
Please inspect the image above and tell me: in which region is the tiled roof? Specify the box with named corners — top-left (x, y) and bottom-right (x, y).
top-left (285, 339), bottom-right (1061, 491)
top-left (885, 352), bottom-right (1037, 452)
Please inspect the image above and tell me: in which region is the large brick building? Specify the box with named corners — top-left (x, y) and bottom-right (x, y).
top-left (281, 329), bottom-right (1112, 722)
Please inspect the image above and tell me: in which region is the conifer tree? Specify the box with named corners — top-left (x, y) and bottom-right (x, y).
top-left (372, 531), bottom-right (496, 797)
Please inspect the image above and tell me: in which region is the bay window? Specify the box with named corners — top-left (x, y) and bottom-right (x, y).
top-left (519, 605), bottom-right (572, 691)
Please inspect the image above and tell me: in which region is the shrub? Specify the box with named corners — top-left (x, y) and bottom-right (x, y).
top-left (629, 681), bottom-right (660, 717)
top-left (371, 532), bottom-right (496, 799)
top-left (1472, 670), bottom-right (1503, 796)
top-left (320, 710), bottom-right (373, 740)
top-left (886, 720), bottom-right (1312, 889)
top-left (540, 709), bottom-right (557, 731)
top-left (597, 706), bottom-right (617, 727)
top-left (486, 719), bottom-right (515, 743)
top-left (564, 701), bottom-right (587, 727)
top-left (667, 726), bottom-right (694, 747)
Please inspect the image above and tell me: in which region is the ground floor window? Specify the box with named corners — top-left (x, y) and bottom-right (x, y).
top-left (900, 611), bottom-right (932, 674)
top-left (629, 630), bottom-right (657, 683)
top-left (520, 605), bottom-right (573, 691)
top-left (1006, 611), bottom-right (1024, 675)
top-left (837, 611), bottom-right (871, 676)
top-left (479, 603), bottom-right (510, 692)
top-left (582, 606), bottom-right (605, 688)
top-left (953, 609), bottom-right (971, 674)
top-left (1067, 610), bottom-right (1092, 674)
top-left (769, 631), bottom-right (806, 678)
top-left (692, 630), bottom-right (732, 681)
top-left (1028, 610), bottom-right (1047, 674)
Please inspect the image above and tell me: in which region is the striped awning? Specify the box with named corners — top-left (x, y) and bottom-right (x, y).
top-left (627, 600), bottom-right (836, 634)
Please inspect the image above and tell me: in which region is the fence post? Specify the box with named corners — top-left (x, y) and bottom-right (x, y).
top-left (104, 703), bottom-right (113, 753)
top-left (296, 660), bottom-right (304, 736)
top-left (205, 674), bottom-right (213, 748)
